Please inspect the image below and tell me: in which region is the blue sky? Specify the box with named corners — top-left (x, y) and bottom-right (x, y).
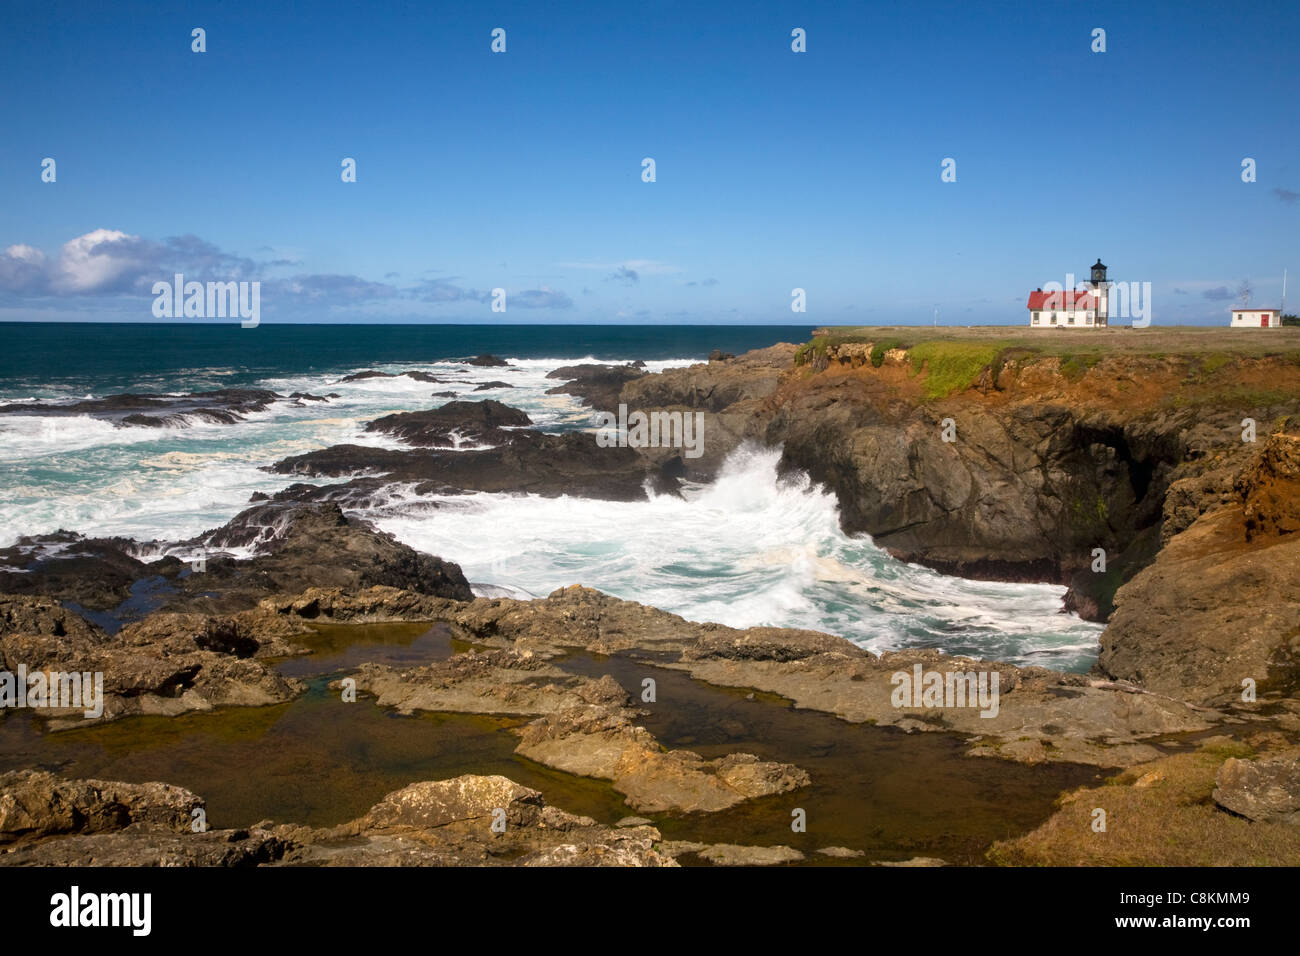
top-left (1, 0), bottom-right (1296, 325)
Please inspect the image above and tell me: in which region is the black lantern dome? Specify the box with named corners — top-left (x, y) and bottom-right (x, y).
top-left (1090, 259), bottom-right (1108, 285)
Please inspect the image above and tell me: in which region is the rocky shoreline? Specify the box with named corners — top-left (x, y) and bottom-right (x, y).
top-left (3, 341), bottom-right (1300, 865)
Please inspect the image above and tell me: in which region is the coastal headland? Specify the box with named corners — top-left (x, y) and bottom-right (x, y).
top-left (4, 327), bottom-right (1300, 866)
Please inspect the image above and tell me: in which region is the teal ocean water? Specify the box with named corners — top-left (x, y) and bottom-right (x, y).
top-left (0, 322), bottom-right (1102, 671)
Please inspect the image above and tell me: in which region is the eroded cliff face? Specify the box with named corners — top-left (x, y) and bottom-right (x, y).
top-left (1098, 431), bottom-right (1300, 704)
top-left (615, 339), bottom-right (1300, 704)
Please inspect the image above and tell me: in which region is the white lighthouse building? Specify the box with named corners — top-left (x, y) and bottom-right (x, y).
top-left (1027, 259), bottom-right (1110, 328)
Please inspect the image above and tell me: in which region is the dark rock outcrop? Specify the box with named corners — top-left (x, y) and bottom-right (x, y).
top-left (463, 354), bottom-right (509, 367)
top-left (0, 503), bottom-right (473, 621)
top-left (544, 363), bottom-right (647, 411)
top-left (339, 370), bottom-right (449, 384)
top-left (0, 389), bottom-right (281, 428)
top-left (364, 400), bottom-right (532, 448)
top-left (272, 433), bottom-right (681, 501)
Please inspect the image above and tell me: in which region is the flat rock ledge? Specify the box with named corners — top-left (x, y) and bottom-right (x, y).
top-left (337, 648), bottom-right (809, 814)
top-left (263, 583), bottom-right (1223, 769)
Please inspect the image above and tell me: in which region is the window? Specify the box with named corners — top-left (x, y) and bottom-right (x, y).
top-left (1032, 312), bottom-right (1039, 324)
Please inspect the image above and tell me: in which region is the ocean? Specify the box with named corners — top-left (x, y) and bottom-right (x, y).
top-left (0, 322), bottom-right (1102, 671)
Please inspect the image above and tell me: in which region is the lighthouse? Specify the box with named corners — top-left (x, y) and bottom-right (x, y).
top-left (1089, 258), bottom-right (1109, 327)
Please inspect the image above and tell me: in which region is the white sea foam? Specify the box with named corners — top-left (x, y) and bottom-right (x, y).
top-left (371, 442), bottom-right (1103, 670)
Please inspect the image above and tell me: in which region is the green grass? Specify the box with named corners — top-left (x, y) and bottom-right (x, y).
top-left (793, 335), bottom-right (832, 367)
top-left (869, 337), bottom-right (911, 367)
top-left (1058, 350), bottom-right (1105, 381)
top-left (907, 342), bottom-right (1004, 399)
top-left (1199, 352), bottom-right (1234, 375)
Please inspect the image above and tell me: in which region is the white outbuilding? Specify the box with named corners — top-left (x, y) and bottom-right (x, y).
top-left (1230, 308), bottom-right (1282, 328)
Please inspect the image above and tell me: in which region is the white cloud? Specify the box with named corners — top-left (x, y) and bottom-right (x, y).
top-left (53, 228), bottom-right (146, 293)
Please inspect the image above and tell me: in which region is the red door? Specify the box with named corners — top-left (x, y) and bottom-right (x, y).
top-left (1262, 315), bottom-right (1269, 327)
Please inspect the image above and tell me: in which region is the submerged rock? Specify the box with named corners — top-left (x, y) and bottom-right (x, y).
top-left (694, 843), bottom-right (804, 866)
top-left (338, 647), bottom-right (809, 814)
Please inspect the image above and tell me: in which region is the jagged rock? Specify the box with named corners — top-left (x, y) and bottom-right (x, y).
top-left (364, 400), bottom-right (531, 447)
top-left (1099, 488), bottom-right (1300, 705)
top-left (360, 776), bottom-right (545, 830)
top-left (1214, 750), bottom-right (1300, 824)
top-left (1238, 432), bottom-right (1300, 541)
top-left (178, 503), bottom-right (474, 612)
top-left (544, 363), bottom-right (647, 411)
top-left (258, 585), bottom-right (455, 625)
top-left (0, 594), bottom-right (102, 641)
top-left (284, 774), bottom-right (676, 867)
top-left (0, 601), bottom-right (306, 727)
top-left (0, 770), bottom-right (201, 842)
top-left (0, 504), bottom-right (473, 620)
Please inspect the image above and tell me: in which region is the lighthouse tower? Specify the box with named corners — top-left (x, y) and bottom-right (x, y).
top-left (1089, 258), bottom-right (1109, 327)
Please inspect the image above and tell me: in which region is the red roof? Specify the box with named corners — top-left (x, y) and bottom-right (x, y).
top-left (1027, 290), bottom-right (1096, 310)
